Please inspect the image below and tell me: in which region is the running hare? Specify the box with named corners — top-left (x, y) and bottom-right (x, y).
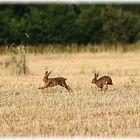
top-left (92, 73), bottom-right (113, 91)
top-left (39, 71), bottom-right (73, 93)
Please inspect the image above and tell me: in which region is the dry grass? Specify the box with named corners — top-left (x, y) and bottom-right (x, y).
top-left (0, 52), bottom-right (140, 136)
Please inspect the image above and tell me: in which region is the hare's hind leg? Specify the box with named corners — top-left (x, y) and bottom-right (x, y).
top-left (60, 82), bottom-right (73, 94)
top-left (105, 85), bottom-right (108, 91)
top-left (66, 85), bottom-right (73, 93)
top-left (104, 82), bottom-right (108, 92)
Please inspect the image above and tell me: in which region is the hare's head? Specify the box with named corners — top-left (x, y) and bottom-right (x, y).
top-left (92, 73), bottom-right (99, 83)
top-left (43, 71), bottom-right (52, 81)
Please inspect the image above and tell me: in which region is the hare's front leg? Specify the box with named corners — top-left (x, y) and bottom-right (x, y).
top-left (39, 86), bottom-right (46, 89)
top-left (39, 82), bottom-right (50, 89)
top-left (100, 87), bottom-right (103, 91)
top-left (99, 83), bottom-right (103, 91)
top-left (98, 85), bottom-right (103, 91)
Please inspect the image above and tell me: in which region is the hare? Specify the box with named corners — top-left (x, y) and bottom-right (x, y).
top-left (92, 73), bottom-right (113, 91)
top-left (39, 71), bottom-right (73, 93)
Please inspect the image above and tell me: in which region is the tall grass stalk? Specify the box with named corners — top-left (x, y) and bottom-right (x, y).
top-left (6, 45), bottom-right (28, 75)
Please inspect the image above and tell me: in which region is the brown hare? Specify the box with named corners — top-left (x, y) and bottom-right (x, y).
top-left (92, 73), bottom-right (113, 91)
top-left (39, 71), bottom-right (73, 93)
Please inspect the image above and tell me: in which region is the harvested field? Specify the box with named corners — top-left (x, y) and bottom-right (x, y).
top-left (0, 52), bottom-right (140, 136)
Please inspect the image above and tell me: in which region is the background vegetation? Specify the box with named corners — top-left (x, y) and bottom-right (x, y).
top-left (0, 4), bottom-right (140, 46)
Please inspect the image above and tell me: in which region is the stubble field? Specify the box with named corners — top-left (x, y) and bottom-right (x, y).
top-left (0, 52), bottom-right (140, 136)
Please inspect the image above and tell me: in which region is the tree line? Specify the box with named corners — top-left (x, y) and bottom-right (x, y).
top-left (0, 4), bottom-right (140, 46)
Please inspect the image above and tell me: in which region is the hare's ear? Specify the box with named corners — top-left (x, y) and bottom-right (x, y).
top-left (45, 71), bottom-right (48, 76)
top-left (47, 71), bottom-right (52, 77)
top-left (94, 73), bottom-right (97, 78)
top-left (96, 73), bottom-right (99, 78)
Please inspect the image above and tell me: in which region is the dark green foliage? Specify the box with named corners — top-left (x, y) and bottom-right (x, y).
top-left (0, 4), bottom-right (139, 45)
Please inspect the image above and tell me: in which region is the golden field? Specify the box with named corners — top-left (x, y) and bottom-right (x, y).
top-left (0, 52), bottom-right (140, 136)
